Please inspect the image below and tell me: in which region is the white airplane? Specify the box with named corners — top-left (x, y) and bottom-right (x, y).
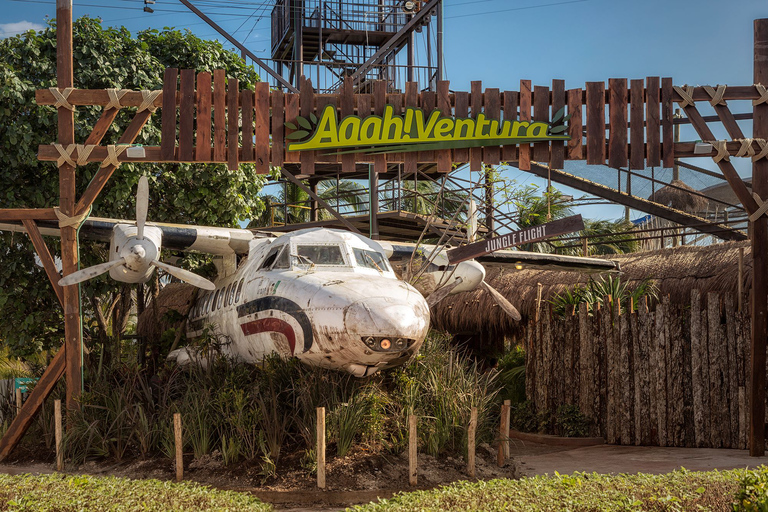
top-left (1, 178), bottom-right (619, 376)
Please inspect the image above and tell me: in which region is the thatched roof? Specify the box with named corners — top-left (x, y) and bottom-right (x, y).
top-left (648, 179), bottom-right (710, 213)
top-left (137, 283), bottom-right (197, 342)
top-left (432, 241), bottom-right (751, 338)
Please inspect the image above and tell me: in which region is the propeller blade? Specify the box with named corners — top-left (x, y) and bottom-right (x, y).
top-left (480, 280), bottom-right (522, 321)
top-left (152, 259), bottom-right (216, 290)
top-left (426, 277), bottom-right (464, 308)
top-left (136, 175), bottom-right (148, 240)
top-left (58, 258), bottom-right (127, 287)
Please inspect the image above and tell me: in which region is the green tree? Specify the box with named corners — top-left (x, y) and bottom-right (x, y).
top-left (0, 17), bottom-right (267, 358)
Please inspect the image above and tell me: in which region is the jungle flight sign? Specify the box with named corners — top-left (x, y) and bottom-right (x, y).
top-left (446, 215), bottom-right (585, 265)
top-left (286, 104), bottom-right (570, 154)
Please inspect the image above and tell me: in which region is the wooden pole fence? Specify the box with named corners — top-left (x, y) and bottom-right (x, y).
top-left (54, 399), bottom-right (63, 471)
top-left (317, 407), bottom-right (326, 489)
top-left (408, 414), bottom-right (417, 486)
top-left (467, 407), bottom-right (477, 478)
top-left (174, 413), bottom-right (183, 482)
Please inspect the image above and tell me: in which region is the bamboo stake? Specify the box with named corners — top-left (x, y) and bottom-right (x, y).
top-left (317, 407), bottom-right (326, 489)
top-left (409, 414), bottom-right (417, 486)
top-left (467, 407), bottom-right (477, 478)
top-left (15, 389), bottom-right (21, 416)
top-left (503, 399), bottom-right (511, 459)
top-left (54, 399), bottom-right (62, 471)
top-left (174, 413), bottom-right (183, 482)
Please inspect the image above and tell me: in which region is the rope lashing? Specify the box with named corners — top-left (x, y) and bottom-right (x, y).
top-left (754, 84), bottom-right (768, 106)
top-left (702, 85), bottom-right (727, 106)
top-left (138, 90), bottom-right (162, 113)
top-left (673, 85), bottom-right (696, 108)
top-left (105, 88), bottom-right (130, 110)
top-left (754, 139), bottom-right (768, 162)
top-left (101, 144), bottom-right (128, 168)
top-left (52, 144), bottom-right (97, 167)
top-left (710, 140), bottom-right (730, 162)
top-left (53, 206), bottom-right (91, 228)
top-left (750, 193), bottom-right (768, 222)
top-left (48, 87), bottom-right (76, 111)
top-left (735, 138), bottom-right (756, 158)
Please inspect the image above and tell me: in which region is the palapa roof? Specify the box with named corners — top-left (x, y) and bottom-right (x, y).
top-left (648, 179), bottom-right (710, 213)
top-left (432, 241), bottom-right (751, 338)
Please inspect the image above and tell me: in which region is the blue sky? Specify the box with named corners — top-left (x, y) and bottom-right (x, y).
top-left (2, 0), bottom-right (768, 222)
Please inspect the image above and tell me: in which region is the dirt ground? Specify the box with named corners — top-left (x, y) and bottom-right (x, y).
top-left (0, 442), bottom-right (530, 510)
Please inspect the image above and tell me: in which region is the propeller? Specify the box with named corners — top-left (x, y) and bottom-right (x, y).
top-left (480, 280), bottom-right (522, 321)
top-left (58, 177), bottom-right (216, 291)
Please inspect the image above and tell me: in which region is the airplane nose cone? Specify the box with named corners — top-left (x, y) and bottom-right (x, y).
top-left (344, 296), bottom-right (430, 339)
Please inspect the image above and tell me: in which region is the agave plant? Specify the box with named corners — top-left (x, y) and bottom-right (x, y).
top-left (549, 275), bottom-right (659, 316)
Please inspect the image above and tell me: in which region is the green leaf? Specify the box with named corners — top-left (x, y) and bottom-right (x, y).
top-left (286, 130), bottom-right (309, 139)
top-left (552, 106), bottom-right (566, 123)
top-left (549, 125), bottom-right (568, 134)
top-left (309, 113), bottom-right (318, 124)
top-left (284, 122), bottom-right (297, 130)
top-left (296, 116), bottom-right (311, 130)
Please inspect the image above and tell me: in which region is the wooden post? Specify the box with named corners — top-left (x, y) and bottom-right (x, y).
top-left (317, 407), bottom-right (326, 489)
top-left (56, 0), bottom-right (82, 413)
top-left (467, 407), bottom-right (477, 478)
top-left (54, 399), bottom-right (63, 471)
top-left (503, 399), bottom-right (511, 459)
top-left (15, 389), bottom-right (21, 416)
top-left (751, 18), bottom-right (768, 457)
top-left (497, 401), bottom-right (510, 465)
top-left (174, 413), bottom-right (183, 481)
top-left (582, 236), bottom-right (588, 257)
top-left (408, 414), bottom-right (417, 486)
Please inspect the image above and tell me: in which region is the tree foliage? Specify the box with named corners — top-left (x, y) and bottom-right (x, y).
top-left (0, 17), bottom-right (267, 357)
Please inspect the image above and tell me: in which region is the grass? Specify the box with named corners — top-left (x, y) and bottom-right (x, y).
top-left (349, 469), bottom-right (745, 511)
top-left (0, 473), bottom-right (271, 511)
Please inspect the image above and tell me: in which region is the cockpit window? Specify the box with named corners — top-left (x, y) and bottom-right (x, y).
top-left (296, 244), bottom-right (345, 265)
top-left (259, 245), bottom-right (281, 270)
top-left (273, 245), bottom-right (290, 269)
top-left (353, 248), bottom-right (390, 271)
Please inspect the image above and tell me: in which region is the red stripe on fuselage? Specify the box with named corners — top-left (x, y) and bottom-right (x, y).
top-left (240, 318), bottom-right (296, 355)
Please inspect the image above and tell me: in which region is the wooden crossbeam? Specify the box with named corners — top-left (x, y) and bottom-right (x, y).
top-left (36, 89), bottom-right (165, 108)
top-left (21, 219), bottom-right (64, 306)
top-left (0, 209), bottom-right (57, 221)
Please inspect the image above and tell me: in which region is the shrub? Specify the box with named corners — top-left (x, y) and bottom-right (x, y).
top-left (734, 466), bottom-right (768, 511)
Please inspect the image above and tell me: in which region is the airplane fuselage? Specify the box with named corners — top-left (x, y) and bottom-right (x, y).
top-left (181, 228), bottom-right (431, 376)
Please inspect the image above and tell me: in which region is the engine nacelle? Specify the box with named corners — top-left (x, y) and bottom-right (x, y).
top-left (108, 224), bottom-right (163, 284)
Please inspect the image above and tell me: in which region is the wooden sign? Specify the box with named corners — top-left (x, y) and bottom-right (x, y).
top-left (446, 215), bottom-right (585, 264)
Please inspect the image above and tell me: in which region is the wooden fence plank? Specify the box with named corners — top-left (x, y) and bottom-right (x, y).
top-left (586, 82), bottom-right (606, 165)
top-left (178, 69), bottom-right (195, 162)
top-left (195, 71), bottom-right (212, 162)
top-left (646, 77), bottom-right (661, 167)
top-left (470, 81), bottom-right (482, 172)
top-left (726, 294), bottom-right (740, 447)
top-left (551, 79), bottom-right (565, 169)
top-left (668, 300), bottom-right (685, 446)
top-left (374, 81), bottom-right (387, 176)
top-left (255, 82), bottom-right (269, 172)
top-left (608, 78), bottom-right (628, 169)
top-left (271, 89), bottom-right (284, 168)
top-left (603, 301), bottom-right (616, 443)
top-left (579, 303), bottom-right (592, 421)
top-left (654, 299), bottom-right (668, 446)
top-left (533, 85), bottom-right (550, 164)
top-left (629, 79), bottom-right (644, 170)
top-left (454, 91), bottom-right (470, 164)
top-left (707, 292), bottom-right (724, 448)
top-left (299, 77), bottom-right (315, 176)
top-left (737, 303), bottom-right (748, 449)
top-left (484, 87), bottom-right (501, 166)
top-left (519, 80), bottom-right (532, 170)
top-left (241, 88), bottom-right (254, 163)
top-left (619, 304), bottom-right (632, 444)
top-left (690, 290), bottom-right (708, 447)
top-left (227, 77), bottom-right (239, 171)
top-left (662, 77), bottom-right (675, 168)
top-left (567, 88), bottom-right (583, 160)
top-left (437, 81), bottom-right (453, 172)
top-left (636, 299), bottom-right (651, 445)
top-left (213, 69), bottom-right (226, 162)
top-left (404, 82), bottom-right (419, 175)
top-left (161, 68), bottom-right (178, 161)
top-left (340, 78), bottom-right (355, 174)
top-left (284, 93), bottom-right (299, 163)
top-left (387, 91), bottom-right (404, 164)
top-left (502, 90), bottom-right (519, 163)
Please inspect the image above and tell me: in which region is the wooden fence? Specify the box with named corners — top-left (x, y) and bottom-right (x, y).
top-left (525, 291), bottom-right (750, 449)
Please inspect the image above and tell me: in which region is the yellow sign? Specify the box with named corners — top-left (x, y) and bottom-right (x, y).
top-left (287, 104), bottom-right (570, 153)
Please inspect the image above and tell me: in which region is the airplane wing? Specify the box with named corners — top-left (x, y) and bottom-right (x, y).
top-left (0, 217), bottom-right (256, 256)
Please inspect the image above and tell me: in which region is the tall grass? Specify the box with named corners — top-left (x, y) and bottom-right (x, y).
top-left (54, 331), bottom-right (504, 473)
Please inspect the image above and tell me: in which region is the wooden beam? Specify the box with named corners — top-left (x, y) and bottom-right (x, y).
top-left (85, 108), bottom-right (120, 146)
top-left (37, 88), bottom-right (165, 108)
top-left (524, 162), bottom-right (746, 242)
top-left (750, 17), bottom-right (768, 457)
top-left (0, 209), bottom-right (57, 221)
top-left (0, 347), bottom-right (66, 461)
top-left (21, 220), bottom-right (64, 306)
